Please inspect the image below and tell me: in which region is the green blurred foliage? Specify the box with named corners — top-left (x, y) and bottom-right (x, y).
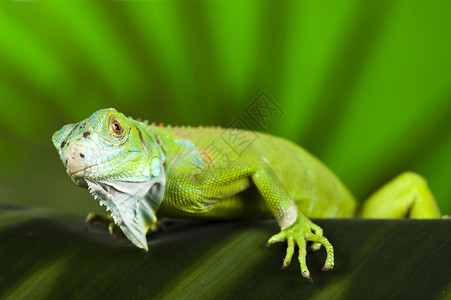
top-left (0, 1), bottom-right (450, 215)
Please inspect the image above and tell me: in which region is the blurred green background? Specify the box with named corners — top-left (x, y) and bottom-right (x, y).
top-left (0, 0), bottom-right (450, 216)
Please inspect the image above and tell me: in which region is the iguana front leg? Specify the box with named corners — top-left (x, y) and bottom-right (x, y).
top-left (85, 213), bottom-right (121, 242)
top-left (84, 213), bottom-right (166, 243)
top-left (171, 161), bottom-right (333, 283)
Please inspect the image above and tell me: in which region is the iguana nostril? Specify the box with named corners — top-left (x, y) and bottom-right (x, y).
top-left (80, 153), bottom-right (85, 159)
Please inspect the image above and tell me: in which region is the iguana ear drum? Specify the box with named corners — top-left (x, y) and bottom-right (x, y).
top-left (150, 157), bottom-right (160, 177)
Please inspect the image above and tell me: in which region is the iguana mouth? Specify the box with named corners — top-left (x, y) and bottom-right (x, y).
top-left (69, 163), bottom-right (101, 179)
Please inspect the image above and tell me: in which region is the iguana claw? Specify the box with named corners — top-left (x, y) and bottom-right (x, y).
top-left (266, 215), bottom-right (334, 283)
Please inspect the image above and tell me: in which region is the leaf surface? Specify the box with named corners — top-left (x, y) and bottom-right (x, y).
top-left (0, 204), bottom-right (449, 299)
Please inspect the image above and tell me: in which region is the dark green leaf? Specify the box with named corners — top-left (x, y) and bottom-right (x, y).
top-left (0, 204), bottom-right (449, 299)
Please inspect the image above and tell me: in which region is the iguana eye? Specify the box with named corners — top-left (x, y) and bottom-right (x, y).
top-left (110, 117), bottom-right (123, 135)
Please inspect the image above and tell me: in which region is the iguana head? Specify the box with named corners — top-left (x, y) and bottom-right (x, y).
top-left (52, 108), bottom-right (166, 251)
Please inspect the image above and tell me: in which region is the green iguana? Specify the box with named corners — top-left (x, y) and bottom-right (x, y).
top-left (52, 108), bottom-right (442, 282)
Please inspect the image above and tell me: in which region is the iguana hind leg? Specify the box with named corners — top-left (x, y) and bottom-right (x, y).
top-left (358, 172), bottom-right (441, 218)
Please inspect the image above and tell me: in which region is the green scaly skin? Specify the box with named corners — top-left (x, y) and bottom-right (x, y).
top-left (52, 108), bottom-right (442, 283)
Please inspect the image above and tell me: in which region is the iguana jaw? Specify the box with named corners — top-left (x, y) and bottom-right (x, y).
top-left (69, 164), bottom-right (101, 187)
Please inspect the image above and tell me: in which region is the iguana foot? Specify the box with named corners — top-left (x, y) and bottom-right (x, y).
top-left (266, 215), bottom-right (334, 283)
top-left (85, 212), bottom-right (121, 243)
top-left (147, 220), bottom-right (168, 233)
top-left (307, 227), bottom-right (324, 252)
top-left (308, 242), bottom-right (322, 252)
